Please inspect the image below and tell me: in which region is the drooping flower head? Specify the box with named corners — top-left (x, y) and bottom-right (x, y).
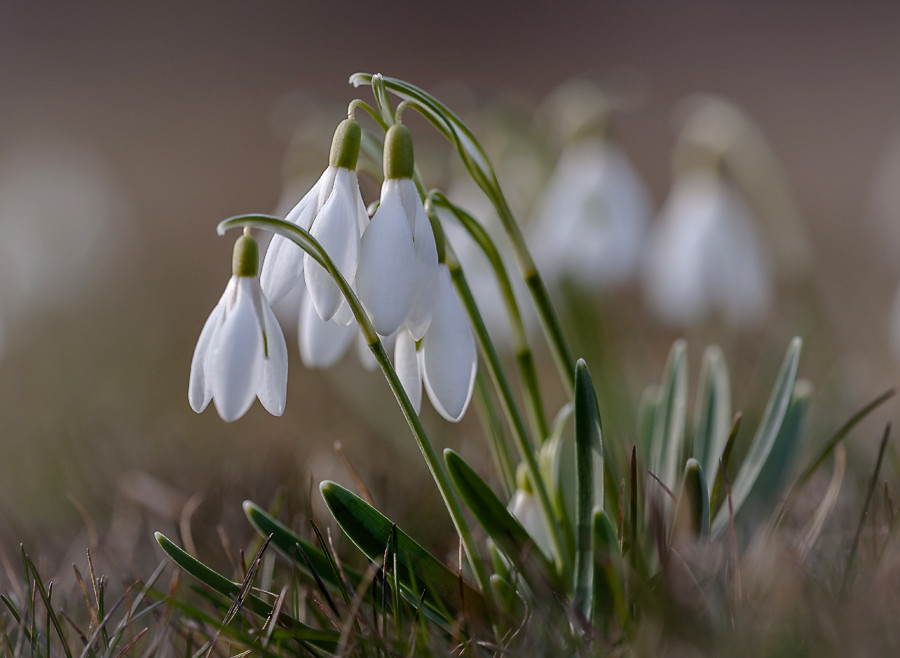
top-left (356, 123), bottom-right (438, 338)
top-left (189, 230), bottom-right (288, 422)
top-left (642, 170), bottom-right (773, 327)
top-left (261, 119), bottom-right (367, 323)
top-left (530, 138), bottom-right (652, 290)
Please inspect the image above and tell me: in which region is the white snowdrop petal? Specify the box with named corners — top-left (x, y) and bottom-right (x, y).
top-left (257, 301), bottom-right (289, 416)
top-left (304, 168), bottom-right (361, 322)
top-left (188, 296), bottom-right (226, 413)
top-left (395, 330), bottom-right (422, 414)
top-left (356, 193), bottom-right (417, 336)
top-left (356, 184), bottom-right (370, 235)
top-left (396, 178), bottom-right (420, 232)
top-left (210, 279), bottom-right (264, 422)
top-left (260, 180), bottom-right (321, 302)
top-left (421, 267), bottom-right (477, 422)
top-left (298, 292), bottom-right (354, 369)
top-left (333, 297), bottom-right (355, 327)
top-left (316, 166), bottom-right (339, 209)
top-left (405, 204), bottom-right (439, 340)
top-left (508, 490), bottom-right (553, 560)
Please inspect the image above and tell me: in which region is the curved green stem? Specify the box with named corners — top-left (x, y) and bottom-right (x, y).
top-left (216, 214), bottom-right (491, 597)
top-left (428, 192), bottom-right (550, 444)
top-left (350, 73), bottom-right (577, 398)
top-left (347, 99), bottom-right (390, 132)
top-left (443, 242), bottom-right (572, 583)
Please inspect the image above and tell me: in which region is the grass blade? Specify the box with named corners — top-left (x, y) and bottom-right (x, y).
top-left (319, 481), bottom-right (488, 629)
top-left (153, 533), bottom-right (338, 650)
top-left (243, 501), bottom-right (363, 590)
top-left (444, 449), bottom-right (556, 587)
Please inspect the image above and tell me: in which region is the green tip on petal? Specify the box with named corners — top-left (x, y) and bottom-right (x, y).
top-left (232, 233), bottom-right (259, 277)
top-left (384, 124), bottom-right (415, 179)
top-left (329, 119), bottom-right (362, 169)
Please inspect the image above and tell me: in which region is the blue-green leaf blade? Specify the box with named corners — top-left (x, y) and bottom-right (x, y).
top-left (693, 345), bottom-right (732, 488)
top-left (153, 533), bottom-right (338, 649)
top-left (319, 481), bottom-right (488, 627)
top-left (711, 337), bottom-right (802, 537)
top-left (444, 449), bottom-right (555, 584)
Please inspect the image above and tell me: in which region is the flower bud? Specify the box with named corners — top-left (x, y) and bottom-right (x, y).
top-left (384, 124), bottom-right (415, 180)
top-left (329, 119), bottom-right (362, 170)
top-left (232, 233), bottom-right (259, 277)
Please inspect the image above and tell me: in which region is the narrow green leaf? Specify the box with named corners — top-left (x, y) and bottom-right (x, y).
top-left (711, 337), bottom-right (802, 537)
top-left (153, 533), bottom-right (338, 650)
top-left (591, 509), bottom-right (623, 630)
top-left (748, 380), bottom-right (812, 512)
top-left (650, 341), bottom-right (688, 497)
top-left (709, 413), bottom-right (742, 517)
top-left (319, 481), bottom-right (488, 628)
top-left (489, 574), bottom-right (520, 619)
top-left (693, 345), bottom-right (732, 489)
top-left (445, 450), bottom-right (555, 587)
top-left (26, 558), bottom-right (73, 658)
top-left (487, 539), bottom-right (510, 582)
top-left (539, 403), bottom-right (577, 561)
top-left (243, 501), bottom-right (363, 591)
top-left (672, 459), bottom-right (709, 540)
top-left (637, 385), bottom-right (659, 460)
top-left (574, 360), bottom-right (603, 616)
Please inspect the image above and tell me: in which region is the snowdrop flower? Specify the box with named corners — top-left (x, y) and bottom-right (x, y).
top-left (530, 138), bottom-right (652, 290)
top-left (395, 264), bottom-right (476, 422)
top-left (508, 467), bottom-right (552, 560)
top-left (642, 170), bottom-right (773, 327)
top-left (189, 230), bottom-right (288, 422)
top-left (295, 280), bottom-right (400, 372)
top-left (357, 123), bottom-right (438, 337)
top-left (261, 119), bottom-right (367, 322)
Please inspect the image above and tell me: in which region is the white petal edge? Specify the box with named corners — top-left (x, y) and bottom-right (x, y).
top-left (260, 175), bottom-right (322, 302)
top-left (421, 266), bottom-right (477, 422)
top-left (257, 298), bottom-right (289, 416)
top-left (304, 168), bottom-right (361, 321)
top-left (210, 278), bottom-right (264, 422)
top-left (188, 290), bottom-right (228, 413)
top-left (395, 329), bottom-right (422, 414)
top-left (355, 190), bottom-right (417, 336)
top-left (298, 291), bottom-right (354, 369)
top-left (404, 203), bottom-right (439, 340)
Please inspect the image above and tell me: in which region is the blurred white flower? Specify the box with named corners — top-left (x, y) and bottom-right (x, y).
top-left (190, 233), bottom-right (288, 422)
top-left (395, 265), bottom-right (477, 422)
top-left (529, 138), bottom-right (652, 290)
top-left (642, 171), bottom-right (773, 327)
top-left (0, 137), bottom-right (129, 354)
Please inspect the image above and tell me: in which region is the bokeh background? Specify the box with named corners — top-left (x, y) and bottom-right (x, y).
top-left (2, 0), bottom-right (900, 571)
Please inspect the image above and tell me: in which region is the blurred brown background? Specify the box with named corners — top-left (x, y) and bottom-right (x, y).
top-left (1, 0), bottom-right (899, 561)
